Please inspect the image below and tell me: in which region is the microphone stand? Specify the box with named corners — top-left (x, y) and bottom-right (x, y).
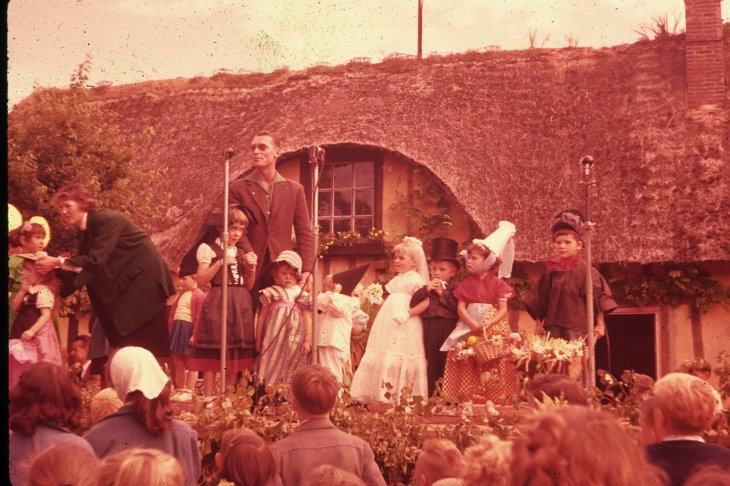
top-left (220, 148), bottom-right (234, 394)
top-left (309, 146), bottom-right (324, 364)
top-left (580, 155), bottom-right (596, 388)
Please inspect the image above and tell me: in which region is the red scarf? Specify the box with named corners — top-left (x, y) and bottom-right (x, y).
top-left (545, 254), bottom-right (581, 272)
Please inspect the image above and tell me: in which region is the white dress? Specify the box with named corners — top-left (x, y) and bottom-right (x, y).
top-left (349, 270), bottom-right (428, 405)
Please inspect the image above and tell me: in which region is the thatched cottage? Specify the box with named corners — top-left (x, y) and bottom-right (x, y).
top-left (14, 1), bottom-right (730, 386)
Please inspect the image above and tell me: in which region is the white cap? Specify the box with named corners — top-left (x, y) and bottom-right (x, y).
top-left (475, 221), bottom-right (516, 278)
top-left (273, 250), bottom-right (302, 273)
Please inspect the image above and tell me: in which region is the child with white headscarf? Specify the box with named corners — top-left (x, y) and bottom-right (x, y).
top-left (83, 346), bottom-right (201, 485)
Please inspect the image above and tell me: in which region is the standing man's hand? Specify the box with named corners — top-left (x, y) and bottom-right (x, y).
top-left (36, 256), bottom-right (60, 275)
top-left (300, 271), bottom-right (312, 293)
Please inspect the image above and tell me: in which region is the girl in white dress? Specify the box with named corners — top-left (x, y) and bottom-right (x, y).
top-left (349, 237), bottom-right (430, 405)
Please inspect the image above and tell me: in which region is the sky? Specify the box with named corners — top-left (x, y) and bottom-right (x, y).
top-left (8, 0), bottom-right (729, 110)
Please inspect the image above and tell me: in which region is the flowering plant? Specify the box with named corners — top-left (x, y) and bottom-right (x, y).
top-left (507, 334), bottom-right (584, 377)
top-left (362, 283), bottom-right (384, 306)
top-left (319, 228), bottom-right (389, 255)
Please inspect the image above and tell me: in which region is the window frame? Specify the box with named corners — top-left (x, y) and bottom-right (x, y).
top-left (299, 146), bottom-right (384, 236)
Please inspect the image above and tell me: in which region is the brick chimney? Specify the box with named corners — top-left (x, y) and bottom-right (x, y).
top-left (684, 0), bottom-right (726, 108)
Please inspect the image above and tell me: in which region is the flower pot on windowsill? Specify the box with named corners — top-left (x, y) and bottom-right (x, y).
top-left (323, 242), bottom-right (384, 256)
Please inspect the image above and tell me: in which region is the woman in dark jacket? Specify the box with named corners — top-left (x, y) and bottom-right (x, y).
top-left (36, 184), bottom-right (175, 357)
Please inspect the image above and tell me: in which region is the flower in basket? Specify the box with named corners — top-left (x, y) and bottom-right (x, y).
top-left (363, 283), bottom-right (384, 306)
top-left (453, 342), bottom-right (475, 361)
top-left (487, 334), bottom-right (504, 347)
top-left (508, 332), bottom-right (522, 344)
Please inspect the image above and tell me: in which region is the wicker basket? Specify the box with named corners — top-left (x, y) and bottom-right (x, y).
top-left (472, 341), bottom-right (504, 364)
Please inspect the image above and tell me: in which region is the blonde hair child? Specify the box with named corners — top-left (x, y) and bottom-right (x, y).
top-left (349, 237), bottom-right (430, 405)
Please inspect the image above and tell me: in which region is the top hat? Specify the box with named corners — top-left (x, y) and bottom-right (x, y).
top-left (551, 209), bottom-right (585, 237)
top-left (332, 263), bottom-right (371, 296)
top-left (429, 238), bottom-right (460, 269)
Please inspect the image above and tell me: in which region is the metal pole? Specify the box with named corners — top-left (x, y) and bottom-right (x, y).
top-left (220, 148), bottom-right (234, 394)
top-left (417, 0), bottom-right (424, 59)
top-left (309, 146), bottom-right (323, 364)
top-left (581, 155), bottom-right (596, 388)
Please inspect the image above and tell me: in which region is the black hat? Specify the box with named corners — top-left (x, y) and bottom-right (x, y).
top-left (332, 263), bottom-right (371, 296)
top-left (429, 238), bottom-right (460, 268)
top-left (551, 209), bottom-right (585, 237)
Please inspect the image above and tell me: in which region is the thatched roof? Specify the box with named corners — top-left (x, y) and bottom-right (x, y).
top-left (45, 29), bottom-right (730, 266)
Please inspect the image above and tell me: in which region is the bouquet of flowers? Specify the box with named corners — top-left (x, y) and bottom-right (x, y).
top-left (362, 283), bottom-right (384, 306)
top-left (507, 334), bottom-right (584, 379)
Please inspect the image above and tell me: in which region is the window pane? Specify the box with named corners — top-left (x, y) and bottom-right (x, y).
top-left (318, 192), bottom-right (332, 217)
top-left (354, 161), bottom-right (374, 188)
top-left (354, 218), bottom-right (373, 236)
top-left (333, 191), bottom-right (352, 216)
top-left (333, 163), bottom-right (352, 188)
top-left (319, 164), bottom-right (332, 189)
top-left (354, 190), bottom-right (373, 216)
top-left (319, 220), bottom-right (331, 234)
top-left (333, 219), bottom-right (351, 233)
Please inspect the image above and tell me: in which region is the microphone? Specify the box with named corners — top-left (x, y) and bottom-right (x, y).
top-left (309, 146), bottom-right (325, 164)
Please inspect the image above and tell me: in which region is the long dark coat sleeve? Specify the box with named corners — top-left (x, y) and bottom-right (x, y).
top-left (62, 209), bottom-right (175, 337)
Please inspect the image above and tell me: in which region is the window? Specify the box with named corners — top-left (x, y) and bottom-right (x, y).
top-left (299, 147), bottom-right (383, 236)
top-left (317, 160), bottom-right (375, 234)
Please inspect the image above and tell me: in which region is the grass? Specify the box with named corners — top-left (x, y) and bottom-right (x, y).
top-left (633, 13), bottom-right (683, 41)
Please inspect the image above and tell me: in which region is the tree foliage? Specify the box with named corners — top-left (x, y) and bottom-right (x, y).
top-left (8, 61), bottom-right (168, 255)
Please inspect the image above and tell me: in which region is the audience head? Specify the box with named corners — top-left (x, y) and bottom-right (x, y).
top-left (291, 364), bottom-right (340, 417)
top-left (28, 444), bottom-right (99, 486)
top-left (109, 346), bottom-right (172, 435)
top-left (90, 387), bottom-right (124, 425)
top-left (305, 465), bottom-right (367, 486)
top-left (463, 435), bottom-right (511, 486)
top-left (638, 396), bottom-right (661, 446)
top-left (527, 374), bottom-right (588, 407)
top-left (99, 449), bottom-right (184, 486)
top-left (9, 362), bottom-right (83, 436)
top-left (70, 334), bottom-right (91, 365)
top-left (652, 372), bottom-right (716, 436)
top-left (413, 438), bottom-right (464, 486)
top-left (216, 428), bottom-right (278, 486)
top-left (510, 406), bottom-right (665, 486)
